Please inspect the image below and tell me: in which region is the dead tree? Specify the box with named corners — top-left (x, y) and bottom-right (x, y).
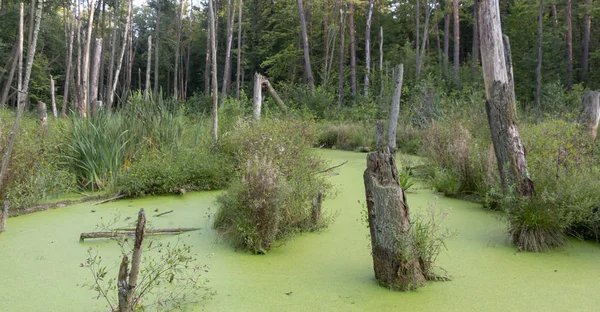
top-left (154, 4), bottom-right (161, 99)
top-left (236, 0), bottom-right (243, 99)
top-left (0, 201), bottom-right (8, 232)
top-left (297, 0), bottom-right (314, 93)
top-left (565, 0), bottom-right (573, 91)
top-left (338, 1), bottom-right (346, 106)
top-left (579, 91), bottom-right (600, 141)
top-left (221, 0), bottom-right (235, 102)
top-left (452, 0), bottom-right (459, 83)
top-left (109, 0), bottom-right (132, 110)
top-left (388, 64), bottom-right (404, 152)
top-left (89, 38), bottom-right (103, 115)
top-left (117, 209), bottom-right (146, 312)
top-left (209, 0), bottom-right (218, 141)
top-left (535, 0), bottom-right (543, 111)
top-left (478, 0), bottom-right (534, 197)
top-left (144, 35), bottom-right (152, 100)
top-left (349, 2), bottom-right (357, 96)
top-left (253, 73), bottom-right (287, 120)
top-left (50, 75), bottom-right (57, 118)
top-left (21, 0), bottom-right (42, 103)
top-left (38, 101), bottom-right (47, 130)
top-left (364, 0), bottom-right (374, 96)
top-left (364, 122), bottom-right (426, 291)
top-left (174, 0), bottom-right (184, 100)
top-left (416, 0), bottom-right (432, 80)
top-left (81, 0), bottom-right (97, 118)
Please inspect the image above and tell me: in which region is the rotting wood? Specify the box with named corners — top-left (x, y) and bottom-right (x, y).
top-left (153, 210), bottom-right (173, 217)
top-left (125, 209), bottom-right (145, 310)
top-left (91, 193), bottom-right (124, 206)
top-left (311, 190), bottom-right (323, 225)
top-left (317, 160), bottom-right (348, 174)
top-left (253, 73), bottom-right (288, 119)
top-left (117, 254), bottom-right (129, 312)
top-left (38, 101), bottom-right (47, 129)
top-left (579, 91), bottom-right (600, 141)
top-left (0, 201), bottom-right (8, 232)
top-left (79, 227), bottom-right (200, 242)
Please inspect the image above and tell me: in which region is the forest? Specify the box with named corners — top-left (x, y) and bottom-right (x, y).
top-left (0, 0), bottom-right (599, 311)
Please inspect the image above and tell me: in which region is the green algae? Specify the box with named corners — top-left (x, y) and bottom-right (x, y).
top-left (1, 149), bottom-right (599, 311)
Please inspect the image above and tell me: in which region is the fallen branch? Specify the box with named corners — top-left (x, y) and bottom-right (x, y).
top-left (92, 193), bottom-right (125, 206)
top-left (153, 210), bottom-right (173, 217)
top-left (80, 227), bottom-right (201, 242)
top-left (8, 194), bottom-right (106, 217)
top-left (317, 160), bottom-right (348, 174)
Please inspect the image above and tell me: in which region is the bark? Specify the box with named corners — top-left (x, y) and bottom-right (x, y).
top-left (298, 0), bottom-right (315, 93)
top-left (0, 4), bottom-right (24, 194)
top-left (75, 4), bottom-right (82, 112)
top-left (453, 0), bottom-right (460, 82)
top-left (50, 75), bottom-right (57, 118)
top-left (236, 0), bottom-right (243, 99)
top-left (581, 0), bottom-right (592, 81)
top-left (472, 0), bottom-right (479, 74)
top-left (338, 1), bottom-right (346, 106)
top-left (535, 0), bottom-right (543, 111)
top-left (0, 37), bottom-right (17, 85)
top-left (185, 6), bottom-right (192, 99)
top-left (20, 0), bottom-right (41, 105)
top-left (416, 0), bottom-right (420, 72)
top-left (117, 255), bottom-right (129, 312)
top-left (416, 2), bottom-right (431, 80)
top-left (364, 0), bottom-right (374, 96)
top-left (174, 0), bottom-right (184, 100)
top-left (37, 101), bottom-right (47, 130)
top-left (153, 5), bottom-right (161, 98)
top-left (579, 91), bottom-right (600, 141)
top-left (125, 18), bottom-right (134, 98)
top-left (388, 64), bottom-right (404, 153)
top-left (222, 0), bottom-right (235, 101)
top-left (98, 0), bottom-right (106, 102)
top-left (349, 2), bottom-right (357, 96)
top-left (253, 72), bottom-right (263, 119)
top-left (551, 5), bottom-right (557, 25)
top-left (364, 121), bottom-right (425, 291)
top-left (81, 0), bottom-right (97, 118)
top-left (0, 201), bottom-right (8, 232)
top-left (90, 38), bottom-right (103, 115)
top-left (205, 26), bottom-right (211, 93)
top-left (443, 13), bottom-right (449, 73)
top-left (379, 26), bottom-right (383, 96)
top-left (209, 0), bottom-right (219, 141)
top-left (311, 191), bottom-right (323, 225)
top-left (565, 0), bottom-right (573, 91)
top-left (108, 0), bottom-right (132, 110)
top-left (107, 6), bottom-right (117, 104)
top-left (125, 209), bottom-right (146, 310)
top-left (0, 43), bottom-right (18, 107)
top-left (144, 35), bottom-right (152, 100)
top-left (478, 0), bottom-right (534, 197)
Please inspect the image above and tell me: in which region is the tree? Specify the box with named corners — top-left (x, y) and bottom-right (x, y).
top-left (338, 1), bottom-right (346, 106)
top-left (581, 0), bottom-right (592, 82)
top-left (174, 0), bottom-right (184, 100)
top-left (298, 0), bottom-right (314, 92)
top-left (153, 3), bottom-right (161, 98)
top-left (472, 0), bottom-right (479, 74)
top-left (453, 0), bottom-right (459, 83)
top-left (209, 0), bottom-right (218, 141)
top-left (349, 1), bottom-right (356, 96)
top-left (61, 9), bottom-right (76, 117)
top-left (108, 0), bottom-right (132, 110)
top-left (144, 35), bottom-right (152, 100)
top-left (565, 0), bottom-right (573, 90)
top-left (236, 0), bottom-right (243, 99)
top-left (535, 0), bottom-right (543, 111)
top-left (416, 0), bottom-right (432, 80)
top-left (82, 0), bottom-right (97, 118)
top-left (364, 0), bottom-right (374, 96)
top-left (222, 0), bottom-right (235, 101)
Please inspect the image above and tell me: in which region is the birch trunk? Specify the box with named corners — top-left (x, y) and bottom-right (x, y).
top-left (144, 36), bottom-right (152, 100)
top-left (90, 38), bottom-right (103, 115)
top-left (108, 0), bottom-right (132, 110)
top-left (174, 0), bottom-right (184, 100)
top-left (209, 0), bottom-right (219, 141)
top-left (478, 0), bottom-right (534, 197)
top-left (565, 0), bottom-right (573, 91)
top-left (338, 1), bottom-right (346, 106)
top-left (253, 73), bottom-right (262, 120)
top-left (298, 0), bottom-right (315, 93)
top-left (61, 10), bottom-right (76, 118)
top-left (236, 0), bottom-right (243, 99)
top-left (81, 0), bottom-right (97, 118)
top-left (349, 2), bottom-right (356, 96)
top-left (153, 5), bottom-right (161, 98)
top-left (222, 0), bottom-right (235, 101)
top-left (50, 75), bottom-right (57, 118)
top-left (364, 0), bottom-right (374, 96)
top-left (535, 0), bottom-right (543, 111)
top-left (453, 0), bottom-right (459, 83)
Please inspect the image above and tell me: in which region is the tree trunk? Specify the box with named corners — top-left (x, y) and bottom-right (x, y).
top-left (388, 64), bottom-right (404, 152)
top-left (222, 0), bottom-right (235, 102)
top-left (478, 0), bottom-right (534, 197)
top-left (107, 6), bottom-right (117, 104)
top-left (453, 0), bottom-right (460, 83)
top-left (109, 0), bottom-right (132, 110)
top-left (0, 4), bottom-right (24, 194)
top-left (209, 0), bottom-right (219, 141)
top-left (62, 9), bottom-right (76, 117)
top-left (338, 1), bottom-right (346, 106)
top-left (0, 44), bottom-right (18, 107)
top-left (472, 0), bottom-right (479, 74)
top-left (379, 26), bottom-right (383, 96)
top-left (81, 0), bottom-right (97, 118)
top-left (0, 201), bottom-right (8, 233)
top-left (298, 0), bottom-right (315, 93)
top-left (90, 38), bottom-right (103, 115)
top-left (579, 91), bottom-right (600, 141)
top-left (117, 255), bottom-right (129, 312)
top-left (416, 0), bottom-right (420, 74)
top-left (144, 35), bottom-right (152, 100)
top-left (174, 0), bottom-right (184, 100)
top-left (154, 5), bottom-right (161, 99)
top-left (98, 0), bottom-right (106, 102)
top-left (184, 6), bottom-right (192, 100)
top-left (205, 24), bottom-right (211, 93)
top-left (581, 0), bottom-right (592, 82)
top-left (565, 0), bottom-right (573, 91)
top-left (364, 121), bottom-right (425, 291)
top-left (253, 72), bottom-right (263, 120)
top-left (50, 75), bottom-right (57, 118)
top-left (236, 0), bottom-right (243, 99)
top-left (364, 0), bottom-right (374, 96)
top-left (535, 0), bottom-right (543, 111)
top-left (349, 2), bottom-right (356, 96)
top-left (416, 3), bottom-right (431, 80)
top-left (38, 101), bottom-right (47, 130)
top-left (75, 3), bottom-right (82, 112)
top-left (124, 209), bottom-right (146, 309)
top-left (443, 13), bottom-right (449, 73)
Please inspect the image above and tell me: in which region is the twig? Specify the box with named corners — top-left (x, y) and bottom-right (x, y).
top-left (317, 160), bottom-right (348, 174)
top-left (92, 193), bottom-right (125, 206)
top-left (153, 210), bottom-right (173, 217)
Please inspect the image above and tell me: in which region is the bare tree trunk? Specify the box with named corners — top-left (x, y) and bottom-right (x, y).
top-left (144, 35), bottom-right (152, 100)
top-left (338, 1), bottom-right (346, 106)
top-left (81, 0), bottom-right (97, 118)
top-left (0, 201), bottom-right (8, 232)
top-left (253, 72), bottom-right (263, 119)
top-left (98, 0), bottom-right (106, 102)
top-left (107, 6), bottom-right (117, 104)
top-left (349, 2), bottom-right (357, 96)
top-left (0, 4), bottom-right (24, 194)
top-left (388, 64), bottom-right (403, 152)
top-left (108, 0), bottom-right (132, 111)
top-left (379, 26), bottom-right (383, 96)
top-left (205, 27), bottom-right (211, 93)
top-left (38, 101), bottom-right (47, 129)
top-left (453, 0), bottom-right (460, 83)
top-left (75, 4), bottom-right (82, 113)
top-left (174, 0), bottom-right (184, 100)
top-left (154, 5), bottom-right (161, 98)
top-left (551, 4), bottom-right (557, 25)
top-left (90, 38), bottom-right (103, 115)
top-left (581, 0), bottom-right (592, 82)
top-left (209, 0), bottom-right (218, 141)
top-left (416, 0), bottom-right (420, 73)
top-left (579, 91), bottom-right (600, 140)
top-left (236, 0), bottom-right (243, 99)
top-left (125, 209), bottom-right (146, 310)
top-left (117, 255), bottom-right (129, 312)
top-left (535, 0), bottom-right (543, 111)
top-left (184, 5), bottom-right (192, 99)
top-left (416, 2), bottom-right (431, 80)
top-left (50, 75), bottom-right (57, 118)
top-left (479, 0), bottom-right (534, 197)
top-left (565, 0), bottom-right (573, 91)
top-left (62, 9), bottom-right (76, 117)
top-left (0, 45), bottom-right (18, 107)
top-left (125, 19), bottom-right (134, 99)
top-left (222, 0), bottom-right (235, 102)
top-left (443, 13), bottom-right (449, 73)
top-left (364, 0), bottom-right (374, 96)
top-left (298, 0), bottom-right (315, 93)
top-left (472, 0), bottom-right (479, 74)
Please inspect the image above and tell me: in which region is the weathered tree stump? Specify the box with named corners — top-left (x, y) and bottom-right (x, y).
top-left (0, 201), bottom-right (8, 232)
top-left (253, 72), bottom-right (288, 120)
top-left (579, 91), bottom-right (600, 141)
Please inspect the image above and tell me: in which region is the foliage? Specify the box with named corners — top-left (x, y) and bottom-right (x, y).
top-left (214, 117), bottom-right (333, 254)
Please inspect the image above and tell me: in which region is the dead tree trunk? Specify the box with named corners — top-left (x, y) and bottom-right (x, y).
top-left (338, 2), bottom-right (346, 106)
top-left (21, 0), bottom-right (42, 104)
top-left (364, 120), bottom-right (426, 291)
top-left (253, 73), bottom-right (287, 120)
top-left (115, 209), bottom-right (146, 312)
top-left (50, 75), bottom-right (57, 118)
top-left (174, 0), bottom-right (184, 100)
top-left (535, 0), bottom-right (543, 111)
top-left (81, 0), bottom-right (97, 118)
top-left (349, 2), bottom-right (357, 96)
top-left (38, 101), bottom-right (47, 130)
top-left (236, 0), bottom-right (243, 99)
top-left (107, 6), bottom-right (117, 105)
top-left (209, 0), bottom-right (219, 141)
top-left (298, 0), bottom-right (315, 93)
top-left (222, 0), bottom-right (235, 102)
top-left (388, 64), bottom-right (404, 152)
top-left (379, 26), bottom-right (383, 97)
top-left (579, 91), bottom-right (600, 141)
top-left (565, 0), bottom-right (573, 91)
top-left (478, 0), bottom-right (534, 197)
top-left (471, 0), bottom-right (479, 74)
top-left (581, 0), bottom-right (592, 82)
top-left (144, 35), bottom-right (152, 100)
top-left (453, 0), bottom-right (460, 83)
top-left (364, 0), bottom-right (374, 96)
top-left (0, 43), bottom-right (18, 107)
top-left (90, 38), bottom-right (103, 115)
top-left (0, 201), bottom-right (8, 232)
top-left (416, 2), bottom-right (432, 80)
top-left (154, 5), bottom-right (161, 98)
top-left (109, 0), bottom-right (132, 110)
top-left (443, 13), bottom-right (449, 73)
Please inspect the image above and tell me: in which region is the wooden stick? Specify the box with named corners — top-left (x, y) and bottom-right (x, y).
top-left (80, 227), bottom-right (201, 241)
top-left (92, 193), bottom-right (125, 206)
top-left (317, 160), bottom-right (348, 174)
top-left (153, 210), bottom-right (173, 217)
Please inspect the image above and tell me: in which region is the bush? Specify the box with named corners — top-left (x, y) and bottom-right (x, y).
top-left (214, 117), bottom-right (333, 253)
top-left (316, 122), bottom-right (375, 152)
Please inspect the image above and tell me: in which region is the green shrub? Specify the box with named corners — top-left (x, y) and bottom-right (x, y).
top-left (214, 117), bottom-right (333, 253)
top-left (316, 122), bottom-right (375, 152)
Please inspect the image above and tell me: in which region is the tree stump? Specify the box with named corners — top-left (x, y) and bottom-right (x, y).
top-left (579, 91), bottom-right (600, 141)
top-left (0, 201), bottom-right (8, 232)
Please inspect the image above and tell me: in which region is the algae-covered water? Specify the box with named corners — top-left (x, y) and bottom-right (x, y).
top-left (1, 149), bottom-right (599, 311)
